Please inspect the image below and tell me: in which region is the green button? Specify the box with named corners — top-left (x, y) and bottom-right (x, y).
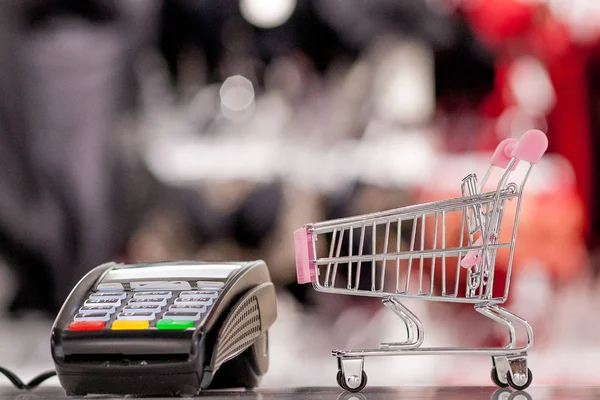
top-left (156, 319), bottom-right (195, 330)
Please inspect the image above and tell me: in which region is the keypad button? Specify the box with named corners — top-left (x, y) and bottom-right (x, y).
top-left (96, 283), bottom-right (124, 291)
top-left (133, 291), bottom-right (172, 299)
top-left (69, 321), bottom-right (106, 331)
top-left (89, 292), bottom-right (126, 300)
top-left (123, 304), bottom-right (162, 313)
top-left (127, 297), bottom-right (167, 306)
top-left (169, 304), bottom-right (207, 313)
top-left (197, 281), bottom-right (224, 289)
top-left (112, 320), bottom-right (149, 330)
top-left (156, 319), bottom-right (194, 330)
top-left (84, 298), bottom-right (122, 307)
top-left (180, 291), bottom-right (219, 299)
top-left (80, 305), bottom-right (116, 314)
top-left (174, 297), bottom-right (213, 306)
top-left (74, 312), bottom-right (110, 322)
top-left (117, 312), bottom-right (155, 321)
top-left (130, 281), bottom-right (191, 291)
top-left (162, 312), bottom-right (202, 321)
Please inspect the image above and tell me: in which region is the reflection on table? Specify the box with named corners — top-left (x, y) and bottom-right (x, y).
top-left (0, 386), bottom-right (599, 400)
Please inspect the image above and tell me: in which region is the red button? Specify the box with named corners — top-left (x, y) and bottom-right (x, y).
top-left (69, 321), bottom-right (106, 331)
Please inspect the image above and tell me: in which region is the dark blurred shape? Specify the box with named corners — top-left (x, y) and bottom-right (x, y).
top-left (313, 0), bottom-right (458, 50)
top-left (314, 0), bottom-right (495, 103)
top-left (24, 0), bottom-right (120, 25)
top-left (0, 0), bottom-right (142, 315)
top-left (434, 17), bottom-right (496, 108)
top-left (232, 182), bottom-right (283, 249)
top-left (588, 54), bottom-right (600, 256)
top-left (158, 0), bottom-right (354, 87)
top-left (158, 0), bottom-right (495, 103)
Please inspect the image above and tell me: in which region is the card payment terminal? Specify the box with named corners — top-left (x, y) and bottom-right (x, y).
top-left (50, 260), bottom-right (277, 396)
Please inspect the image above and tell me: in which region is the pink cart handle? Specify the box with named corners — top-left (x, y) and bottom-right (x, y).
top-left (294, 227), bottom-right (316, 284)
top-left (511, 129), bottom-right (548, 163)
top-left (460, 237), bottom-right (483, 269)
top-left (490, 138), bottom-right (519, 170)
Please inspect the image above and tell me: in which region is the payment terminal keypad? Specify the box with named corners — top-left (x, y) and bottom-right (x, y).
top-left (68, 282), bottom-right (223, 331)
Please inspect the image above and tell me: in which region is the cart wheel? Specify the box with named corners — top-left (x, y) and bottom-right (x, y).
top-left (336, 370), bottom-right (344, 387)
top-left (507, 368), bottom-right (532, 391)
top-left (491, 367), bottom-right (509, 388)
top-left (336, 370), bottom-right (367, 393)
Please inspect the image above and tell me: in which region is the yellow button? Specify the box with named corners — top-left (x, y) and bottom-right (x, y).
top-left (111, 320), bottom-right (150, 330)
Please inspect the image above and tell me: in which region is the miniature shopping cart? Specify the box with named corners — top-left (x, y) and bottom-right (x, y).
top-left (294, 129), bottom-right (548, 392)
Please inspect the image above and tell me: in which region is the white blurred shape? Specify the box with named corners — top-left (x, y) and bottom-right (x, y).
top-left (220, 75), bottom-right (254, 111)
top-left (511, 260), bottom-right (552, 322)
top-left (549, 0), bottom-right (600, 43)
top-left (219, 75), bottom-right (256, 120)
top-left (496, 105), bottom-right (549, 143)
top-left (373, 40), bottom-right (435, 125)
top-left (425, 152), bottom-right (575, 194)
top-left (239, 0), bottom-right (296, 29)
top-left (508, 56), bottom-right (556, 116)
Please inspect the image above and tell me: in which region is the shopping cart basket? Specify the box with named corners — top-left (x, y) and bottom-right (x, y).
top-left (294, 129), bottom-right (548, 392)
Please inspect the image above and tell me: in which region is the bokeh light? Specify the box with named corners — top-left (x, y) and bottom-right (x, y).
top-left (239, 0), bottom-right (297, 29)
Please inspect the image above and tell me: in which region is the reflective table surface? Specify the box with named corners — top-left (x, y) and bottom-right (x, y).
top-left (0, 387), bottom-right (598, 400)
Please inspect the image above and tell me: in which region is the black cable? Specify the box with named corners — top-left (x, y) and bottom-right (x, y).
top-left (0, 366), bottom-right (57, 390)
top-left (27, 370), bottom-right (58, 389)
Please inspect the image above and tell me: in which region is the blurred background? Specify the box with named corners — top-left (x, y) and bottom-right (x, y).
top-left (1, 0), bottom-right (600, 389)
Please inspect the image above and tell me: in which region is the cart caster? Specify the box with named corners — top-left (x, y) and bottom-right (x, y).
top-left (336, 370), bottom-right (367, 393)
top-left (491, 367), bottom-right (509, 388)
top-left (507, 368), bottom-right (532, 391)
top-left (491, 356), bottom-right (510, 388)
top-left (336, 356), bottom-right (367, 392)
